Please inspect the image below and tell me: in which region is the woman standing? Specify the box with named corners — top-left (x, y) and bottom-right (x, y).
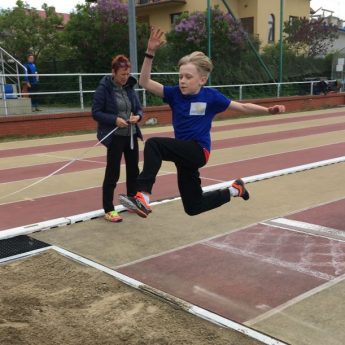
top-left (92, 55), bottom-right (143, 222)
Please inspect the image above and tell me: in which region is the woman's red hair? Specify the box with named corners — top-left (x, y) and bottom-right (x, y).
top-left (111, 55), bottom-right (131, 72)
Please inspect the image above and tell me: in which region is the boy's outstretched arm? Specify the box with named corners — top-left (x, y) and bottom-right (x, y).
top-left (139, 27), bottom-right (165, 98)
top-left (229, 100), bottom-right (286, 114)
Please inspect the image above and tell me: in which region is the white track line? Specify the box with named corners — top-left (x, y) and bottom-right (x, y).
top-left (159, 169), bottom-right (226, 183)
top-left (37, 154), bottom-right (106, 165)
top-left (0, 218), bottom-right (70, 239)
top-left (0, 170), bottom-right (169, 206)
top-left (1, 156), bottom-right (345, 240)
top-left (52, 246), bottom-right (287, 345)
top-left (114, 218), bottom-right (266, 269)
top-left (245, 272), bottom-right (345, 327)
top-left (0, 184), bottom-right (102, 207)
top-left (203, 241), bottom-right (334, 281)
top-left (0, 245), bottom-right (287, 344)
top-left (0, 246), bottom-right (52, 264)
top-left (271, 195), bottom-right (345, 222)
top-left (227, 156), bottom-right (345, 190)
top-left (263, 218), bottom-right (345, 242)
top-left (4, 138), bottom-right (345, 175)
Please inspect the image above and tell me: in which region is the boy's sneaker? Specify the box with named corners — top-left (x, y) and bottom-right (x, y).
top-left (104, 210), bottom-right (123, 222)
top-left (231, 179), bottom-right (250, 200)
top-left (119, 192), bottom-right (151, 218)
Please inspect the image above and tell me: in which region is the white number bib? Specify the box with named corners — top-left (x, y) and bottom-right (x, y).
top-left (189, 102), bottom-right (207, 116)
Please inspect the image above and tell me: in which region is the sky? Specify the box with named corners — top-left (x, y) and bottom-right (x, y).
top-left (310, 0), bottom-right (345, 19)
top-left (0, 0), bottom-right (84, 13)
top-left (0, 0), bottom-right (344, 19)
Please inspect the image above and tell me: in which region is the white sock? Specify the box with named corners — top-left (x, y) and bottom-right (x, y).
top-left (140, 192), bottom-right (150, 204)
top-left (229, 186), bottom-right (239, 197)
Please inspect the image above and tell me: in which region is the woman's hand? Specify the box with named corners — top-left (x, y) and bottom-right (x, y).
top-left (128, 114), bottom-right (140, 124)
top-left (146, 27), bottom-right (165, 55)
top-left (116, 117), bottom-right (128, 128)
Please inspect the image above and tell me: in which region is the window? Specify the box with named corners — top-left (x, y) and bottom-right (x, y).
top-left (268, 14), bottom-right (275, 43)
top-left (289, 16), bottom-right (298, 25)
top-left (137, 15), bottom-right (150, 25)
top-left (240, 17), bottom-right (254, 34)
top-left (170, 12), bottom-right (183, 26)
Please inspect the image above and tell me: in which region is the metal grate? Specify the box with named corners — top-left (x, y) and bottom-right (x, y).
top-left (0, 235), bottom-right (49, 259)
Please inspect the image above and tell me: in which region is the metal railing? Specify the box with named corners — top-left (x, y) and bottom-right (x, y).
top-left (0, 47), bottom-right (28, 115)
top-left (0, 72), bottom-right (341, 116)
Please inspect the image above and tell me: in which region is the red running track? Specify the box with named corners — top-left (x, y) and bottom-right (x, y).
top-left (1, 110), bottom-right (344, 158)
top-left (1, 111), bottom-right (345, 230)
top-left (1, 141), bottom-right (344, 230)
top-left (1, 123), bottom-right (345, 183)
top-left (118, 198), bottom-right (345, 323)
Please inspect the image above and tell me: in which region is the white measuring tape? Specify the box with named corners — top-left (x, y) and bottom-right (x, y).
top-left (0, 127), bottom-right (119, 201)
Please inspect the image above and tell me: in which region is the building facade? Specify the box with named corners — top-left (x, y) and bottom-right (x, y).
top-left (130, 0), bottom-right (310, 46)
top-left (318, 15), bottom-right (345, 54)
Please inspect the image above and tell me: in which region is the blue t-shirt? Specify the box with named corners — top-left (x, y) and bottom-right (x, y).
top-left (163, 86), bottom-right (231, 151)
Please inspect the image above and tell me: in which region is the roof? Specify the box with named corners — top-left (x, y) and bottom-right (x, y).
top-left (36, 9), bottom-right (70, 25)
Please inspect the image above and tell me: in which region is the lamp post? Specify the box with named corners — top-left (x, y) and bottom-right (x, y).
top-left (207, 0), bottom-right (212, 85)
top-left (279, 0), bottom-right (284, 83)
top-left (128, 0), bottom-right (138, 76)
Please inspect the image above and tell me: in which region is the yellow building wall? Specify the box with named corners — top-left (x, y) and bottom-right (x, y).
top-left (256, 0), bottom-right (280, 44)
top-left (134, 0), bottom-right (310, 46)
top-left (136, 3), bottom-right (185, 33)
top-left (255, 0), bottom-right (310, 45)
top-left (236, 0), bottom-right (258, 28)
top-left (135, 0), bottom-right (239, 34)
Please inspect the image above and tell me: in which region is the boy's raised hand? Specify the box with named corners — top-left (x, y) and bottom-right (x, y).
top-left (268, 105), bottom-right (286, 114)
top-left (147, 27), bottom-right (165, 54)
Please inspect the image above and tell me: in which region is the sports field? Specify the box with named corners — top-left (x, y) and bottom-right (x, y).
top-left (1, 107), bottom-right (345, 345)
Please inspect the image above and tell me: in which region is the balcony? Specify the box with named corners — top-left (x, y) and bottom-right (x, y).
top-left (136, 0), bottom-right (186, 8)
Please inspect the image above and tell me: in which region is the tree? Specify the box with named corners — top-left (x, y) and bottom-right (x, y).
top-left (63, 0), bottom-right (149, 72)
top-left (166, 7), bottom-right (246, 61)
top-left (164, 6), bottom-right (267, 85)
top-left (0, 0), bottom-right (64, 62)
top-left (283, 17), bottom-right (338, 57)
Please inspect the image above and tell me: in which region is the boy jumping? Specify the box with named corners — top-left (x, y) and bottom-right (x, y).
top-left (119, 28), bottom-right (285, 218)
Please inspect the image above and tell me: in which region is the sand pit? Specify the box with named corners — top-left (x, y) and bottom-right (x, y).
top-left (0, 250), bottom-right (263, 345)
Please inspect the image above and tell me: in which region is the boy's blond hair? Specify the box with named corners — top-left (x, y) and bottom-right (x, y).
top-left (178, 51), bottom-right (213, 78)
